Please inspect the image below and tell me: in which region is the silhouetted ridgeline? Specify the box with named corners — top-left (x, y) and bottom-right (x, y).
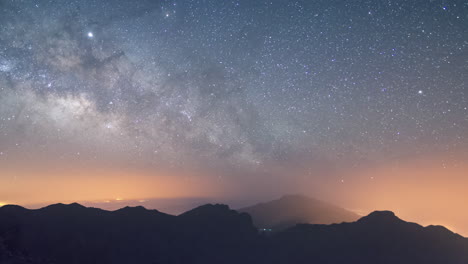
top-left (239, 195), bottom-right (360, 230)
top-left (0, 203), bottom-right (467, 264)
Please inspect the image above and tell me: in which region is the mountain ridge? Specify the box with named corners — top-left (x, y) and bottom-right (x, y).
top-left (1, 201), bottom-right (467, 264)
top-left (239, 194), bottom-right (360, 230)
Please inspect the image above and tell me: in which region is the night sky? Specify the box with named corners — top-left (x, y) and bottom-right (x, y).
top-left (0, 1), bottom-right (467, 233)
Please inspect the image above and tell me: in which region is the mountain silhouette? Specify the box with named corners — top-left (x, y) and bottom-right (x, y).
top-left (268, 210), bottom-right (468, 264)
top-left (0, 203), bottom-right (257, 264)
top-left (239, 195), bottom-right (360, 230)
top-left (1, 203), bottom-right (467, 264)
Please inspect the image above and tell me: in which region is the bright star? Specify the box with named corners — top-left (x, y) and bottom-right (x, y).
top-left (87, 32), bottom-right (94, 38)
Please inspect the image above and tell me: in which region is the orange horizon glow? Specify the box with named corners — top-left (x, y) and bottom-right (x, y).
top-left (1, 155), bottom-right (467, 236)
top-left (0, 165), bottom-right (223, 207)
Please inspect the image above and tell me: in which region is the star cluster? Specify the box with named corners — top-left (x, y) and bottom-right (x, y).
top-left (0, 0), bottom-right (467, 180)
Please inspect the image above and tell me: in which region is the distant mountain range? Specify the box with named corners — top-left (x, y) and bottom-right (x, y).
top-left (1, 198), bottom-right (467, 264)
top-left (239, 195), bottom-right (360, 230)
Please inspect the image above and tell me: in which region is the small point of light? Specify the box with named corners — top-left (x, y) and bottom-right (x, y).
top-left (87, 32), bottom-right (94, 38)
top-left (418, 90), bottom-right (423, 94)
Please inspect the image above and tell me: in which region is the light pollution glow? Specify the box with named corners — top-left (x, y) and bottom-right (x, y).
top-left (1, 156), bottom-right (467, 236)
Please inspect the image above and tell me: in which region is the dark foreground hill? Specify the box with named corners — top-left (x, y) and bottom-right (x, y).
top-left (0, 203), bottom-right (467, 264)
top-left (267, 211), bottom-right (468, 264)
top-left (239, 195), bottom-right (360, 230)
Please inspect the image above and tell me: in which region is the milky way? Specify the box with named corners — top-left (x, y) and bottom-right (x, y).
top-left (0, 0), bottom-right (467, 183)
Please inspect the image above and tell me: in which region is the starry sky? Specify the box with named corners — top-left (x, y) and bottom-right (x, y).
top-left (0, 0), bottom-right (468, 233)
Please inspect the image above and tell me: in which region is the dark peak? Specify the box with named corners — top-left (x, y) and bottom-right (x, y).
top-left (119, 205), bottom-right (146, 210)
top-left (179, 204), bottom-right (232, 218)
top-left (113, 206), bottom-right (171, 218)
top-left (115, 205), bottom-right (150, 213)
top-left (358, 210), bottom-right (401, 224)
top-left (426, 225), bottom-right (451, 232)
top-left (179, 203), bottom-right (254, 232)
top-left (188, 203), bottom-right (230, 212)
top-left (368, 210), bottom-right (396, 217)
top-left (425, 225), bottom-right (461, 238)
top-left (42, 202), bottom-right (86, 210)
top-left (69, 202), bottom-right (85, 208)
top-left (0, 204), bottom-right (27, 211)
